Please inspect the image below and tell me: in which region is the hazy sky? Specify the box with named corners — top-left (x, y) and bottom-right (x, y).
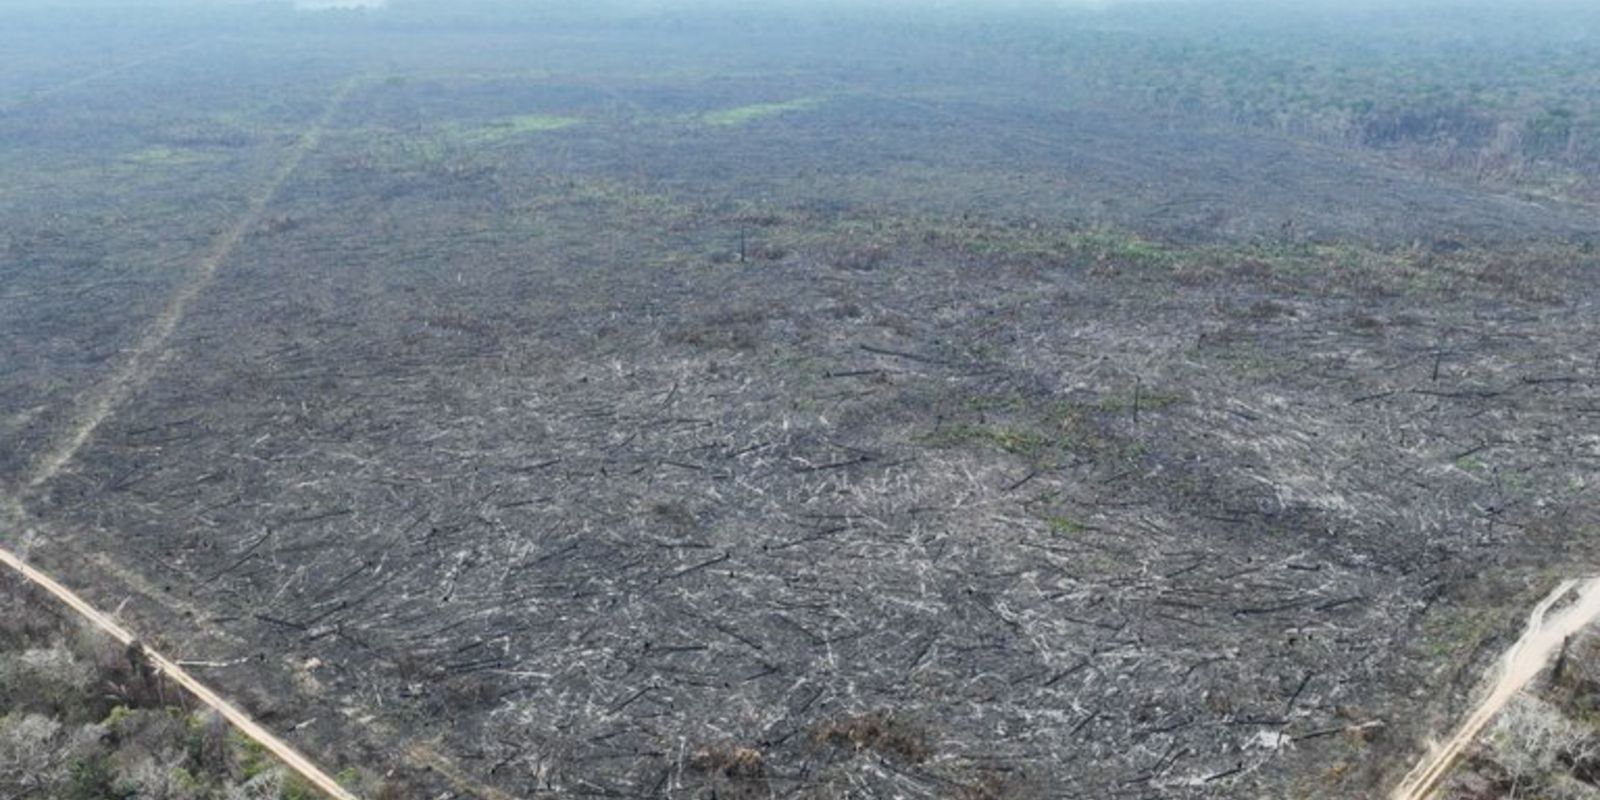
top-left (9, 0), bottom-right (1600, 22)
top-left (0, 0), bottom-right (1590, 9)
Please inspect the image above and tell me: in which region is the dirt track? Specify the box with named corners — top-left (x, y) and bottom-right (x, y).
top-left (19, 77), bottom-right (359, 493)
top-left (0, 533), bottom-right (359, 800)
top-left (1393, 578), bottom-right (1600, 800)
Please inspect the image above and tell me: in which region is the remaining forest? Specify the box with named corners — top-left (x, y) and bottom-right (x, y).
top-left (991, 2), bottom-right (1600, 203)
top-left (0, 571), bottom-right (403, 799)
top-left (2, 1), bottom-right (1598, 798)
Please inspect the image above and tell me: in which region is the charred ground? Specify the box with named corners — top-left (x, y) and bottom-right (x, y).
top-left (3, 5), bottom-right (1600, 799)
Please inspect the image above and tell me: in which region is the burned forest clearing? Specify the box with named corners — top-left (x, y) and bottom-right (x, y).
top-left (3, 5), bottom-right (1600, 799)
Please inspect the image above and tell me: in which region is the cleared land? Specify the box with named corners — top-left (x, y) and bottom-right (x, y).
top-left (3, 9), bottom-right (1600, 799)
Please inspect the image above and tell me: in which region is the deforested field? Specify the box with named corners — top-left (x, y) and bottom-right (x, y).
top-left (3, 3), bottom-right (1600, 798)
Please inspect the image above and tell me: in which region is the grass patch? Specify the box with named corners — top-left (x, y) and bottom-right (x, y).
top-left (1063, 229), bottom-right (1178, 270)
top-left (124, 145), bottom-right (219, 167)
top-left (920, 391), bottom-right (1152, 468)
top-left (1095, 387), bottom-right (1186, 413)
top-left (922, 424), bottom-right (1051, 458)
top-left (451, 114), bottom-right (583, 145)
top-left (1047, 515), bottom-right (1091, 536)
top-left (702, 96), bottom-right (825, 126)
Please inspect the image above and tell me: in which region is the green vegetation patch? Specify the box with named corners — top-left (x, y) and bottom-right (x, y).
top-left (923, 423), bottom-right (1052, 458)
top-left (1047, 515), bottom-right (1092, 536)
top-left (919, 389), bottom-right (1164, 468)
top-left (1095, 386), bottom-right (1187, 413)
top-left (702, 96), bottom-right (826, 127)
top-left (451, 114), bottom-right (584, 145)
top-left (124, 145), bottom-right (220, 168)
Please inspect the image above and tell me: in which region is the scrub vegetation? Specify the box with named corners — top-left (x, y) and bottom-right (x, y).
top-left (1448, 633), bottom-right (1600, 799)
top-left (0, 573), bottom-right (394, 800)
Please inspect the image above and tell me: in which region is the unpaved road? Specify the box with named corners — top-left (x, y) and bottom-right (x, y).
top-left (19, 77), bottom-right (358, 493)
top-left (0, 534), bottom-right (359, 800)
top-left (0, 74), bottom-right (366, 800)
top-left (1392, 577), bottom-right (1600, 800)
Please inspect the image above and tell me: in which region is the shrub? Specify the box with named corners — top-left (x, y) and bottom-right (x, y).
top-left (1478, 694), bottom-right (1600, 799)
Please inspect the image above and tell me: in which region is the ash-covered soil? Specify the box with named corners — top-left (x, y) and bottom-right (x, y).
top-left (3, 22), bottom-right (1600, 800)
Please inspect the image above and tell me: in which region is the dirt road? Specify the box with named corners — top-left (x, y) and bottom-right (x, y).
top-left (0, 536), bottom-right (360, 800)
top-left (1392, 577), bottom-right (1600, 800)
